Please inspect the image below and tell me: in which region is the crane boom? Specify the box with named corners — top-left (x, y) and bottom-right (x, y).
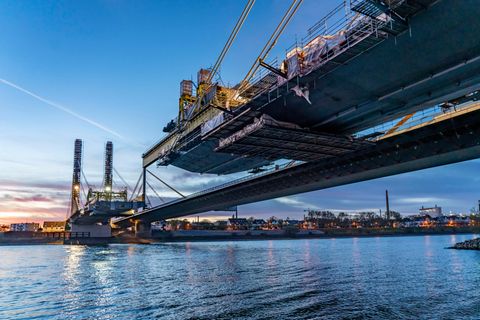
top-left (208, 0), bottom-right (256, 84)
top-left (186, 0), bottom-right (256, 122)
top-left (237, 0), bottom-right (303, 95)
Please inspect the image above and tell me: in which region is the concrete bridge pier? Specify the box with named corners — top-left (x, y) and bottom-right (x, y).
top-left (70, 223), bottom-right (111, 238)
top-left (134, 220), bottom-right (151, 238)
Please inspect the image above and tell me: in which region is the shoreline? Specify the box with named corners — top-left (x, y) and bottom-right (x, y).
top-left (147, 228), bottom-right (480, 243)
top-left (1, 227), bottom-right (479, 245)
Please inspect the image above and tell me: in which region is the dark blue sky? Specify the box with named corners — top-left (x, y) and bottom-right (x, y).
top-left (1, 0), bottom-right (479, 223)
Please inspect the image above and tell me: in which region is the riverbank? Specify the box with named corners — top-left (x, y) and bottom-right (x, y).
top-left (1, 226), bottom-right (480, 245)
top-left (148, 226), bottom-right (480, 243)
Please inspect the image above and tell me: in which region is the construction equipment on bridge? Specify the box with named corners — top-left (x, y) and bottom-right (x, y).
top-left (143, 0), bottom-right (433, 174)
top-left (143, 0), bottom-right (473, 178)
top-left (68, 140), bottom-right (144, 225)
top-left (177, 0), bottom-right (256, 125)
top-left (216, 114), bottom-right (373, 162)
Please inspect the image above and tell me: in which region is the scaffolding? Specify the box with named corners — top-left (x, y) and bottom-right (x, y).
top-left (217, 114), bottom-right (373, 162)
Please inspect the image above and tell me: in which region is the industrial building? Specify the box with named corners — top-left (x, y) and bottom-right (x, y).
top-left (419, 205), bottom-right (442, 218)
top-left (42, 221), bottom-right (66, 232)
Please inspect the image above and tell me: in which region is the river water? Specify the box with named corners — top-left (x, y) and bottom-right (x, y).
top-left (1, 234), bottom-right (479, 320)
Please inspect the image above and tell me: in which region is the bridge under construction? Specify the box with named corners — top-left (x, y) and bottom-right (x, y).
top-left (65, 0), bottom-right (480, 234)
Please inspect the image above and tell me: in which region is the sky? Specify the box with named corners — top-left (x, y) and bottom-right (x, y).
top-left (1, 0), bottom-right (479, 224)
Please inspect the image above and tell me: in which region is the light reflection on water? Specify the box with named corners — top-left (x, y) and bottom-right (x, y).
top-left (0, 234), bottom-right (480, 320)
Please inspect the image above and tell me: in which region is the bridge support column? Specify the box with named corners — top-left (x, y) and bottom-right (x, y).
top-left (134, 220), bottom-right (151, 238)
top-left (70, 223), bottom-right (111, 238)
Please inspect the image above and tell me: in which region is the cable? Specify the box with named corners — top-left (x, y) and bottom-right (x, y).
top-left (238, 0), bottom-right (303, 94)
top-left (147, 180), bottom-right (165, 203)
top-left (146, 194), bottom-right (151, 207)
top-left (129, 171), bottom-right (143, 202)
top-left (185, 0), bottom-right (256, 122)
top-left (147, 169), bottom-right (185, 198)
top-left (81, 168), bottom-right (90, 188)
top-left (208, 0), bottom-right (256, 84)
top-left (114, 167), bottom-right (133, 193)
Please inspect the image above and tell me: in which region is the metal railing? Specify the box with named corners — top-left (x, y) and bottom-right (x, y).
top-left (356, 101), bottom-right (480, 140)
top-left (37, 231), bottom-right (91, 239)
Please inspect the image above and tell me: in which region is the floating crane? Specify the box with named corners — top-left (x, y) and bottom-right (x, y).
top-left (68, 140), bottom-right (144, 227)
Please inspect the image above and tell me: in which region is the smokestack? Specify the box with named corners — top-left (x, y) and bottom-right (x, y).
top-left (104, 141), bottom-right (113, 192)
top-left (385, 190), bottom-right (390, 220)
top-left (71, 139), bottom-right (83, 215)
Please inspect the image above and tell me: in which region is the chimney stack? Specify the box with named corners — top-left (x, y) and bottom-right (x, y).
top-left (385, 190), bottom-right (390, 220)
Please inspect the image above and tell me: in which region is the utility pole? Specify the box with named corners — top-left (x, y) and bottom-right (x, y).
top-left (385, 190), bottom-right (390, 221)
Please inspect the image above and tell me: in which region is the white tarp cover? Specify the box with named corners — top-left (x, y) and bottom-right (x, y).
top-left (303, 32), bottom-right (347, 69)
top-left (201, 112), bottom-right (224, 136)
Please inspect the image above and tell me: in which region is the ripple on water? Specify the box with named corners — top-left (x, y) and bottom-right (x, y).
top-left (0, 235), bottom-right (480, 320)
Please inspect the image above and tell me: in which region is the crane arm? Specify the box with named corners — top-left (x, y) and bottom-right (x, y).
top-left (208, 0), bottom-right (256, 84)
top-left (186, 0), bottom-right (256, 123)
top-left (237, 0), bottom-right (303, 95)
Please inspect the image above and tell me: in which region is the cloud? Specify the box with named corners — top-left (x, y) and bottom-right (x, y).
top-left (274, 196), bottom-right (320, 210)
top-left (2, 194), bottom-right (55, 203)
top-left (0, 209), bottom-right (66, 224)
top-left (0, 180), bottom-right (70, 224)
top-left (396, 197), bottom-right (444, 204)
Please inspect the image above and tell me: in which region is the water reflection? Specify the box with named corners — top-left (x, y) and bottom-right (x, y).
top-left (1, 235), bottom-right (479, 320)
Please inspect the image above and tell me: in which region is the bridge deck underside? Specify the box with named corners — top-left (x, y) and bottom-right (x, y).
top-left (261, 0), bottom-right (480, 132)
top-left (166, 140), bottom-right (270, 175)
top-left (116, 107), bottom-right (480, 227)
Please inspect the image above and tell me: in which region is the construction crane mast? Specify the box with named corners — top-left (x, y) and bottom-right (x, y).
top-left (67, 139), bottom-right (144, 228)
top-left (104, 141), bottom-right (113, 193)
top-left (70, 139), bottom-right (82, 215)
